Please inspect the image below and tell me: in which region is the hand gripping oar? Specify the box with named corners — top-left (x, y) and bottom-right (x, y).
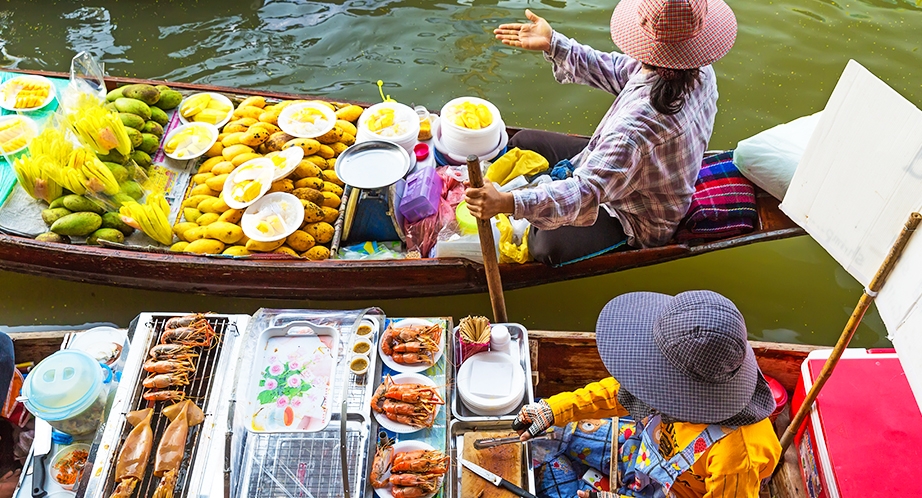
top-left (467, 155), bottom-right (508, 323)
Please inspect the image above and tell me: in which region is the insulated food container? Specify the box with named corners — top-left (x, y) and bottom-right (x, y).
top-left (21, 350), bottom-right (111, 436)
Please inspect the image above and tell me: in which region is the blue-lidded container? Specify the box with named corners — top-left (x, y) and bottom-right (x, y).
top-left (398, 166), bottom-right (443, 223)
top-left (20, 350), bottom-right (111, 436)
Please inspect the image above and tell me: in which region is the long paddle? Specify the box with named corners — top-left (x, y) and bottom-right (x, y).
top-left (467, 155), bottom-right (508, 323)
top-left (777, 211), bottom-right (922, 456)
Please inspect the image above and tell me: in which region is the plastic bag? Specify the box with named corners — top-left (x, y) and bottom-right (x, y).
top-left (496, 214), bottom-right (531, 264)
top-left (338, 241), bottom-right (405, 260)
top-left (734, 112), bottom-right (822, 201)
top-left (68, 51), bottom-right (107, 102)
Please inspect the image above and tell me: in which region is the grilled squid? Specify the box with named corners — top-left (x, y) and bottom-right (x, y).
top-left (110, 408), bottom-right (154, 498)
top-left (152, 401), bottom-right (204, 498)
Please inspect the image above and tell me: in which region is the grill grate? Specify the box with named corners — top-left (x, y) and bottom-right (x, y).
top-left (102, 315), bottom-right (231, 498)
top-left (242, 424), bottom-right (367, 498)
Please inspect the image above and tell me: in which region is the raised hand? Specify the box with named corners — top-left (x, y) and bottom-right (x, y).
top-left (494, 9), bottom-right (553, 52)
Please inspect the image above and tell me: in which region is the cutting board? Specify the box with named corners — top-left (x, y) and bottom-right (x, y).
top-left (461, 430), bottom-right (523, 498)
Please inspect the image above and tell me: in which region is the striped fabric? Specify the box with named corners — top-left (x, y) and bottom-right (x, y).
top-left (675, 151), bottom-right (756, 243)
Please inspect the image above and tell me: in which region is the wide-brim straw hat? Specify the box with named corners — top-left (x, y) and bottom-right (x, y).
top-left (596, 290), bottom-right (774, 424)
top-left (610, 0), bottom-right (737, 69)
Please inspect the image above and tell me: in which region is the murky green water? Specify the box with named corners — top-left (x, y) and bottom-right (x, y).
top-left (1, 0), bottom-right (920, 346)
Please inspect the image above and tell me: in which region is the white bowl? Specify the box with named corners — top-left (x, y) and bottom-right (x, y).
top-left (163, 122), bottom-right (218, 161)
top-left (439, 97), bottom-right (502, 157)
top-left (457, 351), bottom-right (525, 416)
top-left (266, 147), bottom-right (304, 181)
top-left (0, 114), bottom-right (38, 156)
top-left (431, 115), bottom-right (508, 163)
top-left (178, 92), bottom-right (234, 128)
top-left (0, 74), bottom-right (56, 112)
top-left (240, 191), bottom-right (304, 241)
top-left (222, 157), bottom-right (275, 209)
top-left (50, 443), bottom-right (91, 491)
top-left (357, 102), bottom-right (419, 153)
top-left (278, 102), bottom-right (336, 138)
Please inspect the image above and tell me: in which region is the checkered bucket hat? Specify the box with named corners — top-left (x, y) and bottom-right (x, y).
top-left (610, 0), bottom-right (737, 69)
top-left (596, 290), bottom-right (774, 424)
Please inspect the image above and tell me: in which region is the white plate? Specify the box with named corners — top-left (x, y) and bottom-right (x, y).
top-left (372, 373), bottom-right (442, 434)
top-left (241, 192), bottom-right (304, 242)
top-left (163, 122), bottom-right (218, 161)
top-left (430, 115), bottom-right (508, 163)
top-left (335, 140), bottom-right (410, 189)
top-left (222, 157), bottom-right (275, 209)
top-left (0, 75), bottom-right (55, 112)
top-left (0, 115), bottom-right (38, 156)
top-left (266, 147), bottom-right (304, 181)
top-left (379, 318), bottom-right (445, 373)
top-left (373, 440), bottom-right (443, 498)
top-left (278, 102), bottom-right (336, 138)
top-left (178, 92), bottom-right (234, 128)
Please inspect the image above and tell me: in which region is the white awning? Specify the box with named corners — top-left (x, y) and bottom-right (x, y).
top-left (780, 59), bottom-right (922, 411)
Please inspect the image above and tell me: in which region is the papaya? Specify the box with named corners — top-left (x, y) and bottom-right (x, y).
top-left (119, 112), bottom-right (145, 130)
top-left (121, 84), bottom-right (160, 105)
top-left (51, 212), bottom-right (102, 237)
top-left (61, 194), bottom-right (105, 214)
top-left (149, 106), bottom-right (169, 126)
top-left (114, 98), bottom-right (152, 120)
top-left (36, 232), bottom-right (70, 244)
top-left (155, 90), bottom-right (183, 110)
top-left (87, 228), bottom-right (125, 245)
top-left (140, 121), bottom-right (163, 138)
top-left (41, 207), bottom-right (72, 226)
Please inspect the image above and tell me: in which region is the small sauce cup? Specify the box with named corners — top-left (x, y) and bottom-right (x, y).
top-left (350, 355), bottom-right (370, 376)
top-left (352, 338), bottom-right (373, 356)
top-left (357, 319), bottom-right (376, 337)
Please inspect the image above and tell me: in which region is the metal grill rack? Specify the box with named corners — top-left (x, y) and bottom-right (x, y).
top-left (90, 314), bottom-right (234, 498)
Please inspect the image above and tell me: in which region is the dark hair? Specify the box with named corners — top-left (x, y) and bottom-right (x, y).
top-left (645, 65), bottom-right (701, 115)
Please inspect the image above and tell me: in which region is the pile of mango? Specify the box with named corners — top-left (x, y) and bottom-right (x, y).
top-left (38, 194), bottom-right (135, 245)
top-left (170, 96), bottom-right (365, 261)
top-left (102, 83), bottom-right (182, 168)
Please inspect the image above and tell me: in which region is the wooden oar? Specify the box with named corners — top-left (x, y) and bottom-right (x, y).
top-left (467, 155), bottom-right (508, 323)
top-left (777, 211), bottom-right (922, 455)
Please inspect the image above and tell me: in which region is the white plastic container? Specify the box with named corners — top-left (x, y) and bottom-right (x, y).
top-left (457, 351), bottom-right (526, 416)
top-left (490, 325), bottom-right (512, 356)
top-left (20, 350), bottom-right (111, 436)
top-left (439, 97), bottom-right (502, 158)
top-left (356, 102), bottom-right (420, 156)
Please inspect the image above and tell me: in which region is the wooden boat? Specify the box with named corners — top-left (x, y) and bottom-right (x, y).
top-left (0, 69), bottom-right (805, 300)
top-left (5, 327), bottom-right (813, 497)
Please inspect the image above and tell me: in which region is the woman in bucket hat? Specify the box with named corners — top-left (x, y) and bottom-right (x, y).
top-left (465, 0), bottom-right (737, 266)
top-left (515, 291), bottom-right (781, 497)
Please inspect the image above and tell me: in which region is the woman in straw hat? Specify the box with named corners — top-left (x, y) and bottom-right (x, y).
top-left (465, 0), bottom-right (737, 266)
top-left (514, 290), bottom-right (781, 497)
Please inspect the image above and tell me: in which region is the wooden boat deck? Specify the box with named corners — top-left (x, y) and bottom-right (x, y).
top-left (0, 69), bottom-right (805, 299)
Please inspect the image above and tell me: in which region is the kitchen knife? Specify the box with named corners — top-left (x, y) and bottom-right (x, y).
top-left (473, 430), bottom-right (554, 449)
top-left (32, 418), bottom-right (52, 498)
top-left (459, 458), bottom-right (537, 498)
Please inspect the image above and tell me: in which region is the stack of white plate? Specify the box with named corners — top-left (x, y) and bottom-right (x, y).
top-left (456, 351), bottom-right (525, 416)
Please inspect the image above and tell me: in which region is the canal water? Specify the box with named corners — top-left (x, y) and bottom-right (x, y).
top-left (1, 0), bottom-right (920, 347)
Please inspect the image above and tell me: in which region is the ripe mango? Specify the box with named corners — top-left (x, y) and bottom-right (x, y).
top-left (293, 160), bottom-right (321, 179)
top-left (223, 144), bottom-right (255, 161)
top-left (182, 225), bottom-right (208, 242)
top-left (302, 222), bottom-right (334, 244)
top-left (292, 187), bottom-right (325, 206)
top-left (286, 230), bottom-right (315, 252)
top-left (193, 172), bottom-right (215, 185)
top-left (321, 191), bottom-right (341, 208)
top-left (245, 238), bottom-right (286, 252)
top-left (321, 206), bottom-right (339, 224)
top-left (189, 184), bottom-right (218, 197)
top-left (50, 212), bottom-right (103, 237)
top-left (205, 141), bottom-right (224, 158)
top-left (183, 208), bottom-right (202, 223)
top-left (205, 221), bottom-right (244, 244)
top-left (302, 245), bottom-right (331, 261)
top-left (316, 144), bottom-right (335, 159)
top-left (222, 245), bottom-right (250, 256)
top-left (173, 222), bottom-right (200, 239)
top-left (335, 105), bottom-right (363, 122)
top-left (196, 212), bottom-right (220, 226)
top-left (199, 156), bottom-right (225, 173)
top-left (205, 173), bottom-right (230, 192)
top-left (218, 208), bottom-right (243, 224)
top-left (231, 152), bottom-right (262, 167)
top-left (336, 119), bottom-right (357, 137)
top-left (240, 127), bottom-right (270, 147)
top-left (184, 238), bottom-right (225, 254)
top-left (42, 208), bottom-right (72, 226)
top-left (211, 161), bottom-right (236, 176)
top-left (121, 84), bottom-right (161, 105)
top-left (233, 106), bottom-right (264, 120)
top-left (171, 241), bottom-right (190, 252)
top-left (182, 194), bottom-right (213, 209)
top-left (303, 201), bottom-right (325, 223)
top-left (36, 232), bottom-right (70, 244)
top-left (272, 246), bottom-right (300, 257)
top-left (321, 170), bottom-right (344, 187)
top-left (322, 181), bottom-right (343, 197)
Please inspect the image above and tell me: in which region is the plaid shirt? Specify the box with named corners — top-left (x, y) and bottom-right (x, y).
top-left (512, 32), bottom-right (719, 248)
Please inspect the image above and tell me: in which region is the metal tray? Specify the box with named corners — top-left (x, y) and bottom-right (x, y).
top-left (451, 323), bottom-right (534, 422)
top-left (446, 419), bottom-right (537, 498)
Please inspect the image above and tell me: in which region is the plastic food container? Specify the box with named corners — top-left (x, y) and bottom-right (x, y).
top-left (278, 102), bottom-right (336, 138)
top-left (163, 122), bottom-right (218, 161)
top-left (20, 350), bottom-right (111, 436)
top-left (357, 102), bottom-right (420, 156)
top-left (398, 165), bottom-right (443, 223)
top-left (240, 192), bottom-right (304, 242)
top-left (439, 97), bottom-right (502, 157)
top-left (178, 92), bottom-right (234, 128)
top-left (50, 443), bottom-right (91, 490)
top-left (68, 326), bottom-right (129, 373)
top-left (349, 354), bottom-right (370, 376)
top-left (352, 338), bottom-right (373, 356)
top-left (455, 201), bottom-right (478, 235)
top-left (456, 351), bottom-right (525, 416)
top-left (266, 147), bottom-right (304, 181)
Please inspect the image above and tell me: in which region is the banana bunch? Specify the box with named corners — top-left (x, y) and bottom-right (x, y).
top-left (11, 154), bottom-right (62, 203)
top-left (65, 94), bottom-right (132, 156)
top-left (119, 193), bottom-right (172, 245)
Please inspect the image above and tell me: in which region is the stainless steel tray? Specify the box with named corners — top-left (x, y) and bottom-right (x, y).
top-left (451, 323), bottom-right (535, 422)
top-left (446, 419), bottom-right (537, 498)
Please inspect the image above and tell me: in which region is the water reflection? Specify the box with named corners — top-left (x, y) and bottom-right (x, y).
top-left (62, 7), bottom-right (130, 65)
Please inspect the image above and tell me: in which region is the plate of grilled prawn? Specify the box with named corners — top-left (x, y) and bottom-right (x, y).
top-left (371, 373), bottom-right (444, 433)
top-left (370, 437), bottom-right (448, 498)
top-left (379, 318), bottom-right (445, 373)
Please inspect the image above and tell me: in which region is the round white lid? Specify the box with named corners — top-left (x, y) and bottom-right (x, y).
top-left (457, 351), bottom-right (525, 411)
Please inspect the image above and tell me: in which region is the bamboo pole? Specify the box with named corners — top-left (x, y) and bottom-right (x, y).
top-left (777, 211), bottom-right (922, 455)
top-left (467, 155), bottom-right (508, 323)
